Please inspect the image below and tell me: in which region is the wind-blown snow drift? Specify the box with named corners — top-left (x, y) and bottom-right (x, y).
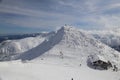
top-left (16, 26), bottom-right (120, 67)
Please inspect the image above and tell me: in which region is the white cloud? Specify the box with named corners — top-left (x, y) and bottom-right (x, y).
top-left (86, 15), bottom-right (120, 29)
top-left (0, 4), bottom-right (83, 29)
top-left (0, 0), bottom-right (120, 31)
top-left (109, 3), bottom-right (120, 9)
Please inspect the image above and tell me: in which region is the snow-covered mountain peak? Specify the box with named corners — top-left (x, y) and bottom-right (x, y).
top-left (51, 26), bottom-right (89, 48)
top-left (61, 25), bottom-right (72, 29)
top-left (57, 25), bottom-right (86, 38)
top-left (14, 26), bottom-right (120, 68)
top-left (58, 25), bottom-right (83, 33)
top-left (58, 25), bottom-right (74, 33)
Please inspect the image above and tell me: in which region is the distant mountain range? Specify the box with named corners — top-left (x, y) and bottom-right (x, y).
top-left (88, 28), bottom-right (120, 51)
top-left (0, 33), bottom-right (47, 43)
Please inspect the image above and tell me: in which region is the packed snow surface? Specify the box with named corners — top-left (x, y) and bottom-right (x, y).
top-left (0, 61), bottom-right (120, 80)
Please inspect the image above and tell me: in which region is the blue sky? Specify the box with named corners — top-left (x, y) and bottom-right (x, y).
top-left (0, 0), bottom-right (120, 34)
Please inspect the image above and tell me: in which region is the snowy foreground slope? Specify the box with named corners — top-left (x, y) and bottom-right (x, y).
top-left (0, 61), bottom-right (120, 80)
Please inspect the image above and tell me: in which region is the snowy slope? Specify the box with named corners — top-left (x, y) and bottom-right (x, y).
top-left (0, 32), bottom-right (55, 60)
top-left (16, 26), bottom-right (120, 67)
top-left (0, 61), bottom-right (120, 80)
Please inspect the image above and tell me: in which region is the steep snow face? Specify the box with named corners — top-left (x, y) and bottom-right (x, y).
top-left (0, 32), bottom-right (55, 60)
top-left (17, 26), bottom-right (120, 67)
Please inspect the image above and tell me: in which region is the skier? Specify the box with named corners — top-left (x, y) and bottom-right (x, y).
top-left (71, 78), bottom-right (73, 80)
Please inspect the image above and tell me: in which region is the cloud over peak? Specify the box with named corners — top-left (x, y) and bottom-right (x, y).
top-left (0, 0), bottom-right (120, 33)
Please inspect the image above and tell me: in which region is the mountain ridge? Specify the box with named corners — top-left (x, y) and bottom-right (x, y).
top-left (14, 26), bottom-right (120, 67)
